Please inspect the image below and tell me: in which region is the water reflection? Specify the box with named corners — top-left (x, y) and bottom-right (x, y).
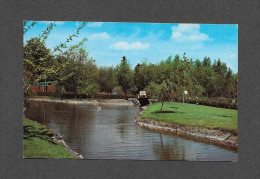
top-left (25, 101), bottom-right (238, 161)
top-left (115, 107), bottom-right (131, 140)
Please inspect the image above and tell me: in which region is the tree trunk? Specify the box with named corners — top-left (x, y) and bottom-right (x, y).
top-left (160, 101), bottom-right (164, 112)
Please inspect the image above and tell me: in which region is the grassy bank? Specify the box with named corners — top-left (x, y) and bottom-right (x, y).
top-left (23, 118), bottom-right (76, 159)
top-left (140, 102), bottom-right (238, 134)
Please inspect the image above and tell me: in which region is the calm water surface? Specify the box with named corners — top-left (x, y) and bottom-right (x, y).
top-left (25, 101), bottom-right (238, 161)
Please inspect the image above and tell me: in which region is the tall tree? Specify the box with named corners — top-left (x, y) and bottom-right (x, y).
top-left (99, 66), bottom-right (118, 93)
top-left (116, 56), bottom-right (133, 94)
top-left (23, 37), bottom-right (55, 91)
top-left (56, 47), bottom-right (98, 97)
top-left (202, 56), bottom-right (211, 67)
top-left (213, 59), bottom-right (228, 97)
top-left (134, 61), bottom-right (157, 92)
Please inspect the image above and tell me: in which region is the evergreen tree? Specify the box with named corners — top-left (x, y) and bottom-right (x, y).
top-left (116, 56), bottom-right (133, 94)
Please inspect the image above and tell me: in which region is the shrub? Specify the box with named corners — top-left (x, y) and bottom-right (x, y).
top-left (35, 92), bottom-right (135, 100)
top-left (84, 84), bottom-right (100, 97)
top-left (113, 86), bottom-right (123, 95)
top-left (185, 97), bottom-right (238, 109)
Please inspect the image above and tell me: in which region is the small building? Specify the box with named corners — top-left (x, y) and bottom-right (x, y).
top-left (137, 91), bottom-right (147, 99)
top-left (31, 81), bottom-right (57, 93)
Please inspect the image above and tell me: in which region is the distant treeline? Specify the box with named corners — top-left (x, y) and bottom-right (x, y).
top-left (24, 37), bottom-right (237, 104)
top-left (23, 22), bottom-right (238, 110)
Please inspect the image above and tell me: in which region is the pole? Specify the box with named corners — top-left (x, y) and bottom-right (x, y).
top-left (45, 63), bottom-right (47, 96)
top-left (182, 92), bottom-right (184, 110)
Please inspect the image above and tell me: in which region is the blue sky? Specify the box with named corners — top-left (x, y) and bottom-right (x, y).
top-left (24, 21), bottom-right (238, 72)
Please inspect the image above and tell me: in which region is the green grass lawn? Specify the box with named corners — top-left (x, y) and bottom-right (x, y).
top-left (23, 118), bottom-right (76, 159)
top-left (141, 102), bottom-right (238, 134)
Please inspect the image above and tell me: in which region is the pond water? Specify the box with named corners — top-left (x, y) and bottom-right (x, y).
top-left (25, 101), bottom-right (238, 161)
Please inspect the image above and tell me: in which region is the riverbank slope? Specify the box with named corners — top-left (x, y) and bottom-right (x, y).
top-left (29, 97), bottom-right (134, 106)
top-left (23, 117), bottom-right (82, 159)
top-left (135, 102), bottom-right (238, 149)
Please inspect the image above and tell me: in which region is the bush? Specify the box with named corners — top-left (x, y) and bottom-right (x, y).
top-left (93, 93), bottom-right (135, 99)
top-left (84, 84), bottom-right (100, 97)
top-left (112, 86), bottom-right (123, 95)
top-left (185, 97), bottom-right (238, 110)
top-left (35, 92), bottom-right (135, 100)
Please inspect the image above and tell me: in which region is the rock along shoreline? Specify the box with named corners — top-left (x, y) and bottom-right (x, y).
top-left (26, 119), bottom-right (83, 159)
top-left (52, 131), bottom-right (83, 159)
top-left (134, 110), bottom-right (237, 150)
top-left (29, 98), bottom-right (134, 106)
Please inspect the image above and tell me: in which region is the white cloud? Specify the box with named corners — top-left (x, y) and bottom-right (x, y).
top-left (54, 21), bottom-right (65, 25)
top-left (228, 53), bottom-right (236, 59)
top-left (39, 21), bottom-right (65, 25)
top-left (110, 41), bottom-right (150, 50)
top-left (171, 24), bottom-right (211, 42)
top-left (86, 22), bottom-right (103, 27)
top-left (75, 22), bottom-right (80, 27)
top-left (223, 52), bottom-right (238, 61)
top-left (88, 32), bottom-right (111, 40)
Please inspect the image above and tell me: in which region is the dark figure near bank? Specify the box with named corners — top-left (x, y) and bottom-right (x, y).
top-left (137, 91), bottom-right (149, 106)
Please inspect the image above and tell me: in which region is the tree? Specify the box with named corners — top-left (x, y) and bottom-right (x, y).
top-left (23, 21), bottom-right (88, 91)
top-left (193, 59), bottom-right (205, 97)
top-left (116, 56), bottom-right (133, 94)
top-left (99, 66), bottom-right (118, 93)
top-left (225, 68), bottom-right (233, 97)
top-left (232, 73), bottom-right (238, 98)
top-left (158, 81), bottom-right (173, 111)
top-left (53, 22), bottom-right (87, 52)
top-left (56, 47), bottom-right (98, 97)
top-left (23, 21), bottom-right (36, 34)
top-left (134, 61), bottom-right (157, 92)
top-left (23, 37), bottom-right (55, 91)
top-left (145, 80), bottom-right (173, 112)
top-left (200, 65), bottom-right (216, 97)
top-left (213, 59), bottom-right (228, 97)
top-left (167, 54), bottom-right (191, 98)
top-left (202, 56), bottom-right (211, 67)
top-left (23, 22), bottom-right (58, 110)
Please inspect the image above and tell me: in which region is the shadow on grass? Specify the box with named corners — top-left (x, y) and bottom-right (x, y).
top-left (23, 125), bottom-right (57, 145)
top-left (214, 114), bottom-right (232, 118)
top-left (152, 111), bottom-right (182, 114)
top-left (170, 107), bottom-right (179, 109)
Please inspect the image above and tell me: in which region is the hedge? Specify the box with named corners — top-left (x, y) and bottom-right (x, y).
top-left (184, 97), bottom-right (238, 110)
top-left (35, 92), bottom-right (237, 109)
top-left (35, 92), bottom-right (136, 100)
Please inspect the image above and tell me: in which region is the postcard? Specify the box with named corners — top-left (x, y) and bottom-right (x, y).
top-left (23, 21), bottom-right (238, 161)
